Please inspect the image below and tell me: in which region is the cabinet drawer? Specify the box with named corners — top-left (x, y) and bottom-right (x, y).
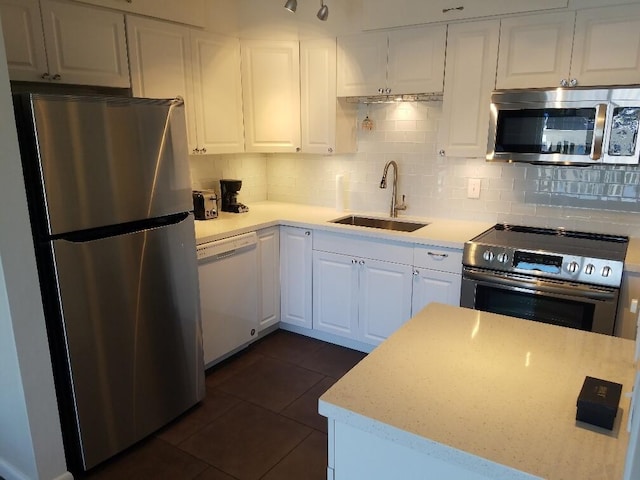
top-left (413, 245), bottom-right (463, 274)
top-left (313, 231), bottom-right (413, 265)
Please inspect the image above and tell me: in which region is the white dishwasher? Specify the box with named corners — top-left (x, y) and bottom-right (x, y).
top-left (196, 231), bottom-right (259, 367)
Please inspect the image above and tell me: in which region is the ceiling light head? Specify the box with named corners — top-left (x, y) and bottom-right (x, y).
top-left (317, 0), bottom-right (329, 21)
top-left (284, 0), bottom-right (297, 13)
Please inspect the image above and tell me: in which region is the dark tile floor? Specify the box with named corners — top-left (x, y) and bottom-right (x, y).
top-left (84, 330), bottom-right (367, 480)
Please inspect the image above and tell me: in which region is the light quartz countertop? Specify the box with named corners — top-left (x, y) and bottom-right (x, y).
top-left (193, 201), bottom-right (640, 272)
top-left (319, 303), bottom-right (636, 480)
top-left (194, 201), bottom-right (493, 249)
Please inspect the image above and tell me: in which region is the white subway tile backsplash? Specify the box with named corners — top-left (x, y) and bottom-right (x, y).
top-left (188, 102), bottom-right (640, 236)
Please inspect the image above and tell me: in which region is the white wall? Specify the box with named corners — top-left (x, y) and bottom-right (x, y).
top-left (0, 21), bottom-right (70, 480)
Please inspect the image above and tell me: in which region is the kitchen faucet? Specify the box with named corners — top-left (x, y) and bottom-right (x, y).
top-left (379, 160), bottom-right (407, 218)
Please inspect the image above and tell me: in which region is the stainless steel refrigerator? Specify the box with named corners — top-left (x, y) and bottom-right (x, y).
top-left (12, 93), bottom-right (205, 472)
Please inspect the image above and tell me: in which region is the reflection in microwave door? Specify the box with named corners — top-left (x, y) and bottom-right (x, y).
top-left (608, 107), bottom-right (640, 156)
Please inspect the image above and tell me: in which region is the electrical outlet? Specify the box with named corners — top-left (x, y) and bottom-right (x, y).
top-left (467, 178), bottom-right (481, 199)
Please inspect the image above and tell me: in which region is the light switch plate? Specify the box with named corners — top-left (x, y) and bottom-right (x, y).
top-left (467, 178), bottom-right (481, 199)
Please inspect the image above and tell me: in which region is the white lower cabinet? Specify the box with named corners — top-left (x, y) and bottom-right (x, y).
top-left (312, 232), bottom-right (414, 347)
top-left (280, 226), bottom-right (313, 329)
top-left (257, 227), bottom-right (280, 331)
top-left (359, 258), bottom-right (413, 345)
top-left (411, 244), bottom-right (463, 315)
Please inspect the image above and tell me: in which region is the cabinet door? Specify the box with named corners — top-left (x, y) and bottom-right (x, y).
top-left (496, 12), bottom-right (575, 90)
top-left (191, 30), bottom-right (244, 154)
top-left (300, 37), bottom-right (337, 155)
top-left (387, 25), bottom-right (446, 95)
top-left (571, 4), bottom-right (640, 87)
top-left (126, 16), bottom-right (197, 153)
top-left (411, 269), bottom-right (461, 316)
top-left (280, 227), bottom-right (312, 329)
top-left (40, 0), bottom-right (129, 87)
top-left (438, 20), bottom-right (500, 158)
top-left (362, 0), bottom-right (568, 30)
top-left (0, 0), bottom-right (48, 82)
top-left (72, 0), bottom-right (205, 28)
top-left (257, 227), bottom-right (280, 331)
top-left (359, 259), bottom-right (413, 346)
top-left (337, 32), bottom-right (387, 97)
top-left (313, 250), bottom-right (358, 338)
top-left (241, 40), bottom-right (300, 152)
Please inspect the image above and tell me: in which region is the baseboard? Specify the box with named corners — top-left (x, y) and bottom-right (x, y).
top-left (0, 459), bottom-right (73, 480)
top-left (278, 323), bottom-right (375, 353)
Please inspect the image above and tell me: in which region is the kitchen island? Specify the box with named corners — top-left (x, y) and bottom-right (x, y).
top-left (319, 303), bottom-right (636, 480)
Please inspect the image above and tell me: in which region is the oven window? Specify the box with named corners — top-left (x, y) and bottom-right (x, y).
top-left (495, 108), bottom-right (595, 155)
top-left (475, 284), bottom-right (594, 331)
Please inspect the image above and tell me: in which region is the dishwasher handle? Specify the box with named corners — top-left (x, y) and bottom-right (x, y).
top-left (197, 232), bottom-right (258, 261)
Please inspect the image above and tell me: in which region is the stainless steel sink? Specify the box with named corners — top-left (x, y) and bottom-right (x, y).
top-left (329, 215), bottom-right (428, 233)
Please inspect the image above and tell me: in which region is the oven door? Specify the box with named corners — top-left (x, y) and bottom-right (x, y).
top-left (461, 267), bottom-right (619, 335)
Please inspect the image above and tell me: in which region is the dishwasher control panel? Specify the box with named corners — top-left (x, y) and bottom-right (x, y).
top-left (196, 232), bottom-right (258, 260)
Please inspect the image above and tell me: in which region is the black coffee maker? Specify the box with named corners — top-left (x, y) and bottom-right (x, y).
top-left (220, 179), bottom-right (249, 213)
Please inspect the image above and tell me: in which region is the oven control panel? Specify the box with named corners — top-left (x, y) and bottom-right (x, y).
top-left (463, 246), bottom-right (624, 288)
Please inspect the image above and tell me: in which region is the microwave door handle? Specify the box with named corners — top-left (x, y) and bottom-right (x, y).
top-left (590, 103), bottom-right (608, 160)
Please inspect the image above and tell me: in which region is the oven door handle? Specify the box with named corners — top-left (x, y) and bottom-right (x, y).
top-left (463, 269), bottom-right (617, 301)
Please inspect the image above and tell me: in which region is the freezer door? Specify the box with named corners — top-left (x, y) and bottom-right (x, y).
top-left (29, 95), bottom-right (192, 235)
top-left (51, 214), bottom-right (204, 470)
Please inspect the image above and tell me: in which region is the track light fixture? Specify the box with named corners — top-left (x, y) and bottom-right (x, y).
top-left (283, 0), bottom-right (328, 21)
top-left (317, 0), bottom-right (329, 21)
top-left (284, 0), bottom-right (297, 13)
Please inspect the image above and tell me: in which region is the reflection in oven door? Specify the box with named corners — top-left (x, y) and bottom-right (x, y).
top-left (460, 268), bottom-right (619, 335)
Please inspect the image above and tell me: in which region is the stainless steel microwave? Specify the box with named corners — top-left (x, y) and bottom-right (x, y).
top-left (487, 87), bottom-right (640, 165)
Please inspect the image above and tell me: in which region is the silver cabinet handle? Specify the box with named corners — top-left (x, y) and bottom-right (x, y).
top-left (359, 260), bottom-right (365, 265)
top-left (413, 269), bottom-right (419, 276)
top-left (385, 88), bottom-right (391, 94)
top-left (328, 147), bottom-right (333, 153)
top-left (569, 78), bottom-right (578, 87)
top-left (378, 88), bottom-right (384, 94)
top-left (193, 148), bottom-right (201, 154)
top-left (52, 74), bottom-right (61, 80)
top-left (201, 147), bottom-right (207, 153)
top-left (438, 149), bottom-right (446, 156)
top-left (560, 78), bottom-right (569, 87)
top-left (304, 231), bottom-right (311, 236)
top-left (351, 259), bottom-right (357, 264)
top-left (442, 6), bottom-right (464, 13)
top-left (41, 72), bottom-right (50, 80)
top-left (427, 252), bottom-right (449, 259)
top-left (590, 103), bottom-right (608, 160)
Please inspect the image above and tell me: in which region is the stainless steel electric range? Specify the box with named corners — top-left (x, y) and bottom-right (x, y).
top-left (461, 224), bottom-right (629, 335)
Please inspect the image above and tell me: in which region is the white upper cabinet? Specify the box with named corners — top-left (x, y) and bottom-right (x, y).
top-left (191, 31), bottom-right (245, 154)
top-left (72, 0), bottom-right (205, 28)
top-left (496, 12), bottom-right (575, 90)
top-left (0, 0), bottom-right (48, 82)
top-left (1, 0), bottom-right (129, 86)
top-left (126, 16), bottom-right (197, 151)
top-left (438, 19), bottom-right (500, 158)
top-left (127, 17), bottom-right (244, 155)
top-left (497, 4), bottom-right (640, 89)
top-left (571, 4), bottom-right (640, 87)
top-left (337, 31), bottom-right (387, 97)
top-left (40, 0), bottom-right (129, 87)
top-left (362, 0), bottom-right (568, 30)
top-left (300, 37), bottom-right (356, 155)
top-left (387, 26), bottom-right (446, 95)
top-left (241, 40), bottom-right (301, 153)
top-left (337, 24), bottom-right (446, 97)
